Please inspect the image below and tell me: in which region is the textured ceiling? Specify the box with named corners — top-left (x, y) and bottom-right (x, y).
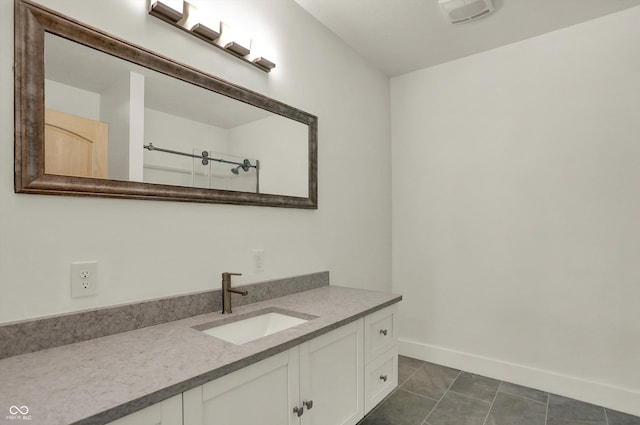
top-left (294, 0), bottom-right (640, 76)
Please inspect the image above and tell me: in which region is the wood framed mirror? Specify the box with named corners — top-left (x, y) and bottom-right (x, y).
top-left (14, 0), bottom-right (318, 209)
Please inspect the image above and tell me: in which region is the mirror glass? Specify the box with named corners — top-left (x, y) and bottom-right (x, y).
top-left (44, 33), bottom-right (309, 198)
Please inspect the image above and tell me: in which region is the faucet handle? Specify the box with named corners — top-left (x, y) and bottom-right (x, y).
top-left (223, 272), bottom-right (242, 276)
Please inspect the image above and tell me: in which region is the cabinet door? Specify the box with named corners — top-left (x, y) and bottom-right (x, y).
top-left (300, 319), bottom-right (364, 425)
top-left (183, 348), bottom-right (299, 425)
top-left (107, 394), bottom-right (182, 425)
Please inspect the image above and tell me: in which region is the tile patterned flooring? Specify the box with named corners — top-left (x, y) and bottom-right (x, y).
top-left (358, 355), bottom-right (640, 425)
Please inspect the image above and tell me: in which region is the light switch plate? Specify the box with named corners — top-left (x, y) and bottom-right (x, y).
top-left (253, 249), bottom-right (264, 273)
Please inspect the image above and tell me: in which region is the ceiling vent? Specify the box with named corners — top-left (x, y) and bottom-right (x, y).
top-left (439, 0), bottom-right (494, 24)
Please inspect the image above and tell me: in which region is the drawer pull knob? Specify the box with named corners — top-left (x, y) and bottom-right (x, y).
top-left (293, 406), bottom-right (304, 417)
top-left (379, 329), bottom-right (388, 336)
top-left (303, 400), bottom-right (314, 410)
top-left (380, 374), bottom-right (388, 382)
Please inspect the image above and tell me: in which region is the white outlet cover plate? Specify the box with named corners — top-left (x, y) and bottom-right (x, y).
top-left (71, 261), bottom-right (98, 298)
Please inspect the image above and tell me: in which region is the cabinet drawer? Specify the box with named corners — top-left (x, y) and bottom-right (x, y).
top-left (364, 346), bottom-right (398, 413)
top-left (364, 304), bottom-right (397, 363)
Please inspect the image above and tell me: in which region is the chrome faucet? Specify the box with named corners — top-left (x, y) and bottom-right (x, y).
top-left (221, 272), bottom-right (248, 314)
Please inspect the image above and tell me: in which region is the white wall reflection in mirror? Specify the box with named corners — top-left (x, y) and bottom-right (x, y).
top-left (43, 33), bottom-right (309, 198)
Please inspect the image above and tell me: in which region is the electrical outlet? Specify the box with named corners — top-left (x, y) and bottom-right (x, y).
top-left (71, 261), bottom-right (98, 298)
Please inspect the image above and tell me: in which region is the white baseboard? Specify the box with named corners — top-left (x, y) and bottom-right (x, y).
top-left (399, 338), bottom-right (640, 417)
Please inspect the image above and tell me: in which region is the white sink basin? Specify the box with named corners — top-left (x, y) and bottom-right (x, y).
top-left (201, 312), bottom-right (308, 345)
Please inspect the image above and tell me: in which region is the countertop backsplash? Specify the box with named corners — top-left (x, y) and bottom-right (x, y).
top-left (0, 271), bottom-right (329, 359)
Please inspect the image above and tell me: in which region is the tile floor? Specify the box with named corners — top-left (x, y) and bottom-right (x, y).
top-left (358, 355), bottom-right (640, 425)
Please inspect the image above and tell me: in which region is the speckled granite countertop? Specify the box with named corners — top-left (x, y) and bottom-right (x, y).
top-left (0, 286), bottom-right (401, 425)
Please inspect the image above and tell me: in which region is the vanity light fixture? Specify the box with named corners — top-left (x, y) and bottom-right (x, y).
top-left (149, 0), bottom-right (183, 23)
top-left (187, 3), bottom-right (221, 41)
top-left (220, 23), bottom-right (251, 57)
top-left (253, 56), bottom-right (275, 72)
top-left (190, 20), bottom-right (220, 41)
top-left (191, 24), bottom-right (217, 40)
top-left (224, 41), bottom-right (250, 57)
top-left (148, 0), bottom-right (276, 72)
top-left (249, 41), bottom-right (276, 72)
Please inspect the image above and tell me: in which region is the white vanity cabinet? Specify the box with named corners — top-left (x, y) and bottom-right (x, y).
top-left (363, 304), bottom-right (398, 412)
top-left (183, 319), bottom-right (364, 425)
top-left (106, 304), bottom-right (398, 425)
top-left (107, 394), bottom-right (182, 425)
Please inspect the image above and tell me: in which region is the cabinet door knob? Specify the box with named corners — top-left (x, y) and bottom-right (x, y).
top-left (303, 400), bottom-right (313, 410)
top-left (379, 329), bottom-right (388, 336)
top-left (380, 374), bottom-right (388, 382)
top-left (293, 406), bottom-right (304, 417)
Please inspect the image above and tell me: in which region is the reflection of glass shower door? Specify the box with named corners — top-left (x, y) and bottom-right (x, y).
top-left (191, 148), bottom-right (212, 189)
top-left (197, 150), bottom-right (259, 193)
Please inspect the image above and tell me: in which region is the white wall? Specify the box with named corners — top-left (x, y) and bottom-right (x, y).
top-left (392, 7), bottom-right (640, 415)
top-left (45, 79), bottom-right (101, 120)
top-left (0, 0), bottom-right (391, 322)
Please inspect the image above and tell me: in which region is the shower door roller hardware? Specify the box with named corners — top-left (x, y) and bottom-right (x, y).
top-left (303, 400), bottom-right (313, 410)
top-left (380, 374), bottom-right (388, 382)
top-left (293, 406), bottom-right (304, 417)
top-left (379, 329), bottom-right (388, 336)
